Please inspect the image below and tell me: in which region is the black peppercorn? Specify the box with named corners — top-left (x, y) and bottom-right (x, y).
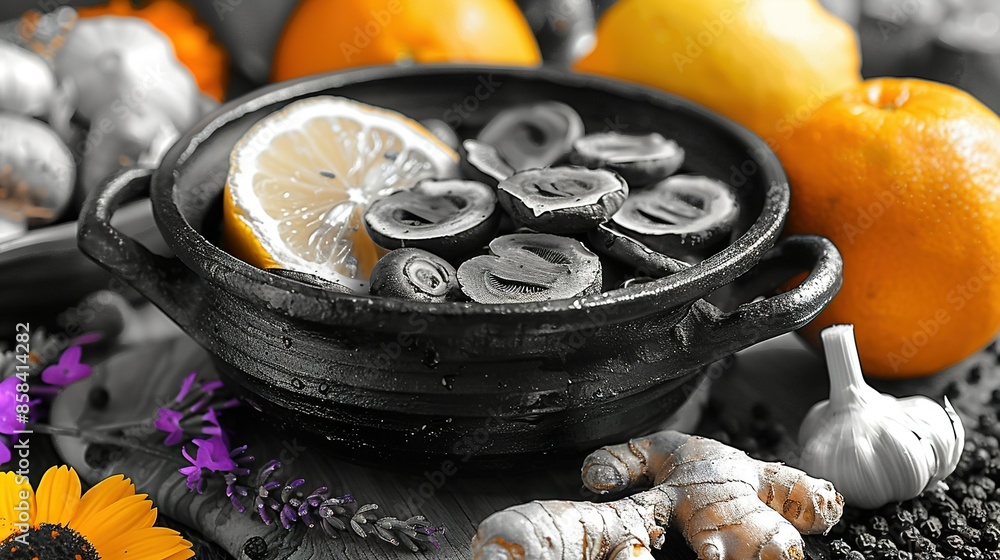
top-left (875, 538), bottom-right (898, 559)
top-left (968, 485), bottom-right (989, 502)
top-left (871, 515), bottom-right (890, 535)
top-left (975, 449), bottom-right (993, 470)
top-left (963, 497), bottom-right (985, 512)
top-left (945, 381), bottom-right (961, 399)
top-left (856, 533), bottom-right (878, 551)
top-left (974, 477), bottom-right (995, 494)
top-left (912, 537), bottom-right (937, 554)
top-left (946, 515), bottom-right (969, 534)
top-left (968, 365), bottom-right (983, 384)
top-left (243, 536), bottom-right (268, 560)
top-left (943, 535), bottom-right (965, 553)
top-left (830, 539), bottom-right (853, 559)
top-left (894, 508), bottom-right (917, 528)
top-left (921, 517), bottom-right (944, 540)
top-left (986, 503), bottom-right (1000, 522)
top-left (963, 546), bottom-right (984, 560)
top-left (982, 523), bottom-right (1000, 547)
top-left (912, 501), bottom-right (931, 523)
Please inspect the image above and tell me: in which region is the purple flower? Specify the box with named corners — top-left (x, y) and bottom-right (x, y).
top-left (0, 377), bottom-right (26, 435)
top-left (202, 408), bottom-right (224, 438)
top-left (71, 332), bottom-right (104, 346)
top-left (153, 408), bottom-right (186, 446)
top-left (179, 436), bottom-right (252, 493)
top-left (154, 405), bottom-right (228, 446)
top-left (175, 372), bottom-right (198, 402)
top-left (41, 346), bottom-right (92, 386)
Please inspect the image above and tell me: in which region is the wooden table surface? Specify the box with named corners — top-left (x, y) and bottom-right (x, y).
top-left (47, 305), bottom-right (987, 560)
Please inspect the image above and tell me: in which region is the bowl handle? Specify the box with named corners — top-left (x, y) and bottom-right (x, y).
top-left (77, 167), bottom-right (203, 330)
top-left (676, 234), bottom-right (842, 363)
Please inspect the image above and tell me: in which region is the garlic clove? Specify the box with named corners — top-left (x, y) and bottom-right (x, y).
top-left (796, 324), bottom-right (965, 510)
top-left (896, 395), bottom-right (965, 489)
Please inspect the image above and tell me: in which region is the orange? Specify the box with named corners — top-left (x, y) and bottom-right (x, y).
top-left (222, 96), bottom-right (459, 293)
top-left (782, 78), bottom-right (1000, 378)
top-left (78, 0), bottom-right (229, 100)
top-left (574, 0), bottom-right (860, 148)
top-left (271, 0), bottom-right (540, 82)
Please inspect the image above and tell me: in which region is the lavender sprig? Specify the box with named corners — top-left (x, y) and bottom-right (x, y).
top-left (166, 375), bottom-right (445, 552)
top-left (152, 372), bottom-right (239, 446)
top-left (183, 454), bottom-right (444, 551)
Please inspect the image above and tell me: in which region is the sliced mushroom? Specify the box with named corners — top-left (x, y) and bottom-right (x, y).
top-left (462, 139), bottom-right (515, 185)
top-left (570, 132), bottom-right (685, 187)
top-left (364, 179), bottom-right (499, 259)
top-left (477, 101), bottom-right (584, 171)
top-left (457, 233), bottom-right (601, 304)
top-left (497, 166), bottom-right (627, 234)
top-left (420, 118), bottom-right (461, 151)
top-left (610, 175), bottom-right (739, 262)
top-left (266, 267), bottom-right (353, 293)
top-left (369, 248), bottom-right (459, 302)
top-left (588, 223), bottom-right (689, 278)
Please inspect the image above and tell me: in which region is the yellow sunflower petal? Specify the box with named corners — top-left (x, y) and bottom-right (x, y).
top-left (33, 465), bottom-right (81, 526)
top-left (0, 471), bottom-right (33, 539)
top-left (70, 474), bottom-right (135, 529)
top-left (99, 526), bottom-right (194, 560)
top-left (70, 493), bottom-right (157, 550)
top-left (163, 550), bottom-right (197, 560)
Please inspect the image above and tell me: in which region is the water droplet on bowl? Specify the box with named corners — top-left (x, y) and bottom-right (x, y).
top-left (441, 375), bottom-right (455, 391)
top-left (318, 383), bottom-right (329, 394)
top-left (423, 349), bottom-right (440, 369)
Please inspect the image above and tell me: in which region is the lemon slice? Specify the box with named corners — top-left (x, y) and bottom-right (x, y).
top-left (223, 96), bottom-right (460, 293)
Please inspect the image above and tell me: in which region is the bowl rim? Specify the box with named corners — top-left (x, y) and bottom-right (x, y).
top-left (151, 64), bottom-right (789, 323)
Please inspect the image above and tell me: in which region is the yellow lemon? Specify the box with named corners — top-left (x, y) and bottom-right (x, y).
top-left (223, 96), bottom-right (459, 292)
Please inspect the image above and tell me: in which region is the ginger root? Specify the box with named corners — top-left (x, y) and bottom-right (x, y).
top-left (472, 430), bottom-right (843, 560)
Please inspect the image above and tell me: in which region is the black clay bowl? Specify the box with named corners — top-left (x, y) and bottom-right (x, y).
top-left (77, 65), bottom-right (842, 471)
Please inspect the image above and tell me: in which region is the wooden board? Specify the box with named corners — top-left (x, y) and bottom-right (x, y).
top-left (48, 306), bottom-right (991, 560)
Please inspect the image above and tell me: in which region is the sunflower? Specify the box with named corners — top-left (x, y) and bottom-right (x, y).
top-left (0, 466), bottom-right (193, 559)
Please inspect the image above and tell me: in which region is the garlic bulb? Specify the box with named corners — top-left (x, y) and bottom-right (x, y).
top-left (54, 16), bottom-right (200, 131)
top-left (0, 113), bottom-right (76, 227)
top-left (0, 40), bottom-right (57, 117)
top-left (797, 324), bottom-right (964, 510)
